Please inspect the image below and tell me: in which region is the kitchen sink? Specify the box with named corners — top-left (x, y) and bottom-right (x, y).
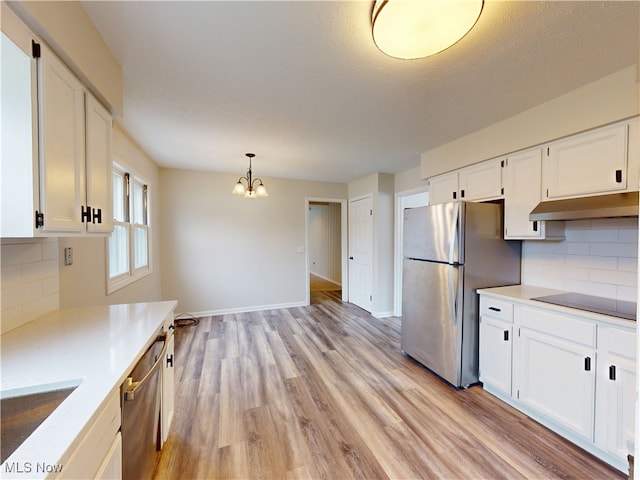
top-left (1, 383), bottom-right (80, 463)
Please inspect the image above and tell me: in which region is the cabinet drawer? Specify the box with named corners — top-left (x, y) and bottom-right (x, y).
top-left (516, 305), bottom-right (596, 347)
top-left (602, 327), bottom-right (636, 360)
top-left (480, 296), bottom-right (513, 322)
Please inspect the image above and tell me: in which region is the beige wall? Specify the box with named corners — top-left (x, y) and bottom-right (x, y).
top-left (394, 166), bottom-right (427, 194)
top-left (6, 1), bottom-right (123, 114)
top-left (421, 66), bottom-right (640, 178)
top-left (159, 168), bottom-right (347, 315)
top-left (59, 124), bottom-right (163, 307)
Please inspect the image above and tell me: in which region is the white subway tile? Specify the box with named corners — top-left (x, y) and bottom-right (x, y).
top-left (592, 217), bottom-right (637, 230)
top-left (618, 257), bottom-right (638, 272)
top-left (590, 242), bottom-right (637, 258)
top-left (566, 254), bottom-right (617, 270)
top-left (1, 243), bottom-right (42, 266)
top-left (42, 242), bottom-right (59, 260)
top-left (565, 279), bottom-right (617, 298)
top-left (1, 281), bottom-right (42, 309)
top-left (616, 286), bottom-right (637, 303)
top-left (1, 265), bottom-right (22, 288)
top-left (22, 294), bottom-right (59, 321)
top-left (590, 269), bottom-right (637, 287)
top-left (565, 242), bottom-right (590, 255)
top-left (619, 228), bottom-right (639, 244)
top-left (43, 276), bottom-right (59, 296)
top-left (21, 259), bottom-right (58, 283)
top-left (565, 220), bottom-right (592, 230)
top-left (0, 305), bottom-right (26, 335)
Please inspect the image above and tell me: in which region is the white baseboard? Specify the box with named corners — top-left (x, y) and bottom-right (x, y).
top-left (175, 300), bottom-right (308, 319)
top-left (371, 310), bottom-right (394, 319)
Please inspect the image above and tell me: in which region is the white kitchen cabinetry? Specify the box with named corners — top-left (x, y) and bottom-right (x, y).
top-left (542, 122), bottom-right (628, 199)
top-left (428, 171), bottom-right (458, 205)
top-left (428, 158), bottom-right (503, 205)
top-left (478, 290), bottom-right (636, 473)
top-left (458, 158), bottom-right (503, 202)
top-left (1, 37), bottom-right (113, 237)
top-left (479, 297), bottom-right (513, 398)
top-left (627, 118), bottom-right (639, 191)
top-left (38, 43), bottom-right (113, 235)
top-left (160, 328), bottom-right (176, 447)
top-left (503, 148), bottom-right (564, 240)
top-left (595, 326), bottom-right (636, 462)
top-left (58, 389), bottom-right (121, 480)
top-left (514, 305), bottom-right (596, 442)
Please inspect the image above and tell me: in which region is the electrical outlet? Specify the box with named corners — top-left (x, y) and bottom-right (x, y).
top-left (64, 247), bottom-right (73, 266)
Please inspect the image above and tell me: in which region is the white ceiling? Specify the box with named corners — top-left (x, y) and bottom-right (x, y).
top-left (81, 1), bottom-right (639, 184)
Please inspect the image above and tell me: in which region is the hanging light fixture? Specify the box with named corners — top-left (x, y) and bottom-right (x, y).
top-left (371, 0), bottom-right (483, 60)
top-left (231, 153), bottom-right (269, 199)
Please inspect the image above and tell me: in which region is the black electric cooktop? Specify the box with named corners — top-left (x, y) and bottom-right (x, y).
top-left (532, 292), bottom-right (637, 321)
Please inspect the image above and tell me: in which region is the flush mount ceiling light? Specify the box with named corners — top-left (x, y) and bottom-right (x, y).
top-left (371, 0), bottom-right (483, 60)
top-left (231, 153), bottom-right (269, 199)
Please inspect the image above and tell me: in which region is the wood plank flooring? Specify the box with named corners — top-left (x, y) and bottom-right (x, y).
top-left (153, 293), bottom-right (626, 479)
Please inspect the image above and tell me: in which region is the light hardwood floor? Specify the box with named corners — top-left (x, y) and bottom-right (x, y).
top-left (153, 292), bottom-right (626, 479)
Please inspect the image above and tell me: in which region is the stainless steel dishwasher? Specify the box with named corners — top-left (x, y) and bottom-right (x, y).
top-left (121, 332), bottom-right (169, 480)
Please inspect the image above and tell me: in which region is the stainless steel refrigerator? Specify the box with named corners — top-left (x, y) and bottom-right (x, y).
top-left (401, 201), bottom-right (521, 388)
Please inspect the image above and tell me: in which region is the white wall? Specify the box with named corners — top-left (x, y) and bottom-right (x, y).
top-left (159, 168), bottom-right (347, 315)
top-left (421, 66), bottom-right (640, 178)
top-left (309, 203), bottom-right (341, 284)
top-left (1, 238), bottom-right (59, 334)
top-left (522, 218), bottom-right (638, 302)
top-left (394, 165), bottom-right (427, 193)
top-left (58, 124), bottom-right (163, 307)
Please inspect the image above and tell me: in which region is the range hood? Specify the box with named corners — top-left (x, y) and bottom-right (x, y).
top-left (530, 191), bottom-right (639, 221)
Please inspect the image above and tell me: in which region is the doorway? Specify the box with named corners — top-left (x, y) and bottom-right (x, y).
top-left (305, 198), bottom-right (348, 306)
top-left (394, 189), bottom-right (429, 316)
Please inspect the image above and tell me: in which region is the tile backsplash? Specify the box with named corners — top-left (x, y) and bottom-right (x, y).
top-left (522, 218), bottom-right (638, 302)
top-left (1, 238), bottom-right (60, 334)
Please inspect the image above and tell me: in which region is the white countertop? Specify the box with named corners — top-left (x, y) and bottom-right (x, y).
top-left (478, 285), bottom-right (636, 328)
top-left (0, 301), bottom-right (177, 479)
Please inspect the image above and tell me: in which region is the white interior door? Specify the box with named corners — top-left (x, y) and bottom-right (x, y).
top-left (348, 196), bottom-right (373, 312)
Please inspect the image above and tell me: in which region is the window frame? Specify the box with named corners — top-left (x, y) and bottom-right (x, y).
top-left (106, 161), bottom-right (152, 294)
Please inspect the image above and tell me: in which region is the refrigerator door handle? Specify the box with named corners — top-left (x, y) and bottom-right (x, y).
top-left (448, 202), bottom-right (459, 264)
top-left (449, 271), bottom-right (457, 325)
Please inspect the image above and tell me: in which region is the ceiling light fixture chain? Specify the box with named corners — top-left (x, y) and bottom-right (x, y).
top-left (232, 153), bottom-right (269, 199)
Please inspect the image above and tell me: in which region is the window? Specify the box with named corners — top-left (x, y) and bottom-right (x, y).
top-left (107, 164), bottom-right (151, 293)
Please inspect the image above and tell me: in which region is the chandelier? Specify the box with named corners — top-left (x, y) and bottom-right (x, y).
top-left (231, 153), bottom-right (269, 199)
top-left (371, 0), bottom-right (483, 60)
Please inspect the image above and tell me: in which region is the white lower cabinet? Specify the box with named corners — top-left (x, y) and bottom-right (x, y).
top-left (160, 329), bottom-right (175, 447)
top-left (479, 297), bottom-right (513, 398)
top-left (595, 326), bottom-right (636, 462)
top-left (478, 293), bottom-right (635, 473)
top-left (57, 389), bottom-right (121, 479)
top-left (515, 311), bottom-right (596, 442)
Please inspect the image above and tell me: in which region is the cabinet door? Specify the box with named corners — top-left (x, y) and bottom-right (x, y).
top-left (479, 315), bottom-right (512, 397)
top-left (85, 93), bottom-right (113, 233)
top-left (503, 149), bottom-right (544, 239)
top-left (428, 171), bottom-right (458, 205)
top-left (94, 431), bottom-right (122, 480)
top-left (38, 44), bottom-right (86, 233)
top-left (458, 158), bottom-right (502, 201)
top-left (160, 332), bottom-right (175, 447)
top-left (515, 327), bottom-right (596, 442)
top-left (596, 326), bottom-right (636, 462)
top-left (543, 123), bottom-right (628, 199)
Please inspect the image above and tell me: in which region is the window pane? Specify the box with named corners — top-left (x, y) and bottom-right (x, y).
top-left (132, 182), bottom-right (144, 225)
top-left (112, 172), bottom-right (125, 221)
top-left (109, 224), bottom-right (129, 278)
top-left (133, 226), bottom-right (148, 269)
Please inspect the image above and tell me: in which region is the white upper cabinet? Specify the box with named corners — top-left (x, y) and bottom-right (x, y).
top-left (38, 42), bottom-right (86, 234)
top-left (0, 31), bottom-right (38, 238)
top-left (428, 158), bottom-right (503, 205)
top-left (428, 171), bottom-right (458, 205)
top-left (1, 37), bottom-right (113, 237)
top-left (85, 93), bottom-right (113, 233)
top-left (543, 123), bottom-right (628, 199)
top-left (503, 148), bottom-right (564, 240)
top-left (458, 157), bottom-right (503, 202)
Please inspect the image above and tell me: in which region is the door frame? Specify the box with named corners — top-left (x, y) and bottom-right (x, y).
top-left (394, 187), bottom-right (429, 316)
top-left (305, 197), bottom-right (348, 305)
